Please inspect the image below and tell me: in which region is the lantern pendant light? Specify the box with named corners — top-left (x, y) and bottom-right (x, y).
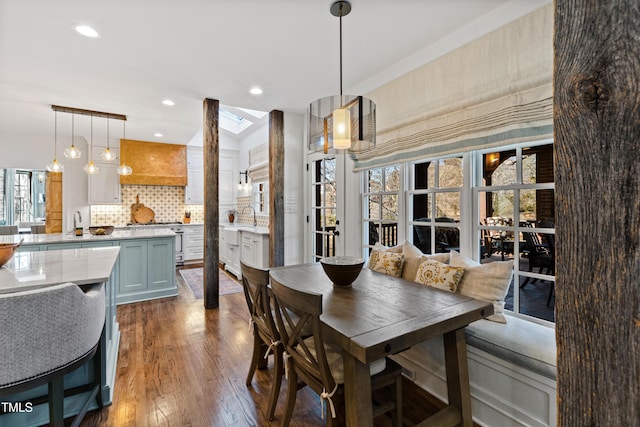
top-left (100, 118), bottom-right (117, 161)
top-left (83, 116), bottom-right (100, 175)
top-left (117, 120), bottom-right (133, 176)
top-left (46, 111), bottom-right (64, 172)
top-left (63, 113), bottom-right (82, 159)
top-left (307, 0), bottom-right (376, 154)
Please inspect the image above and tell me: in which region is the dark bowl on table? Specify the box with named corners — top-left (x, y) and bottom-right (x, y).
top-left (320, 256), bottom-right (365, 288)
top-left (0, 241), bottom-right (22, 268)
top-left (89, 226), bottom-right (115, 236)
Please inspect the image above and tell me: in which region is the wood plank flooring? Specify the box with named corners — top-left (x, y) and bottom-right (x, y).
top-left (80, 267), bottom-right (455, 427)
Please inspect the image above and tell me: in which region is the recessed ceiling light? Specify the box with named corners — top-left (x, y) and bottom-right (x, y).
top-left (249, 87), bottom-right (263, 95)
top-left (75, 25), bottom-right (99, 38)
top-left (162, 99), bottom-right (175, 106)
top-left (154, 133), bottom-right (163, 137)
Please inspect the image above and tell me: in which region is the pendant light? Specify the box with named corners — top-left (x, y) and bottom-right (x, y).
top-left (83, 116), bottom-right (99, 174)
top-left (100, 118), bottom-right (117, 161)
top-left (63, 113), bottom-right (82, 159)
top-left (117, 120), bottom-right (133, 176)
top-left (308, 0), bottom-right (376, 154)
top-left (46, 111), bottom-right (64, 172)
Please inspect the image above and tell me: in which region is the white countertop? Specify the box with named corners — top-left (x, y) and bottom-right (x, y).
top-left (0, 246), bottom-right (121, 294)
top-left (0, 228), bottom-right (177, 246)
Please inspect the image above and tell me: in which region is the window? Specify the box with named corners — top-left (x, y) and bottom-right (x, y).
top-left (252, 182), bottom-right (268, 214)
top-left (312, 157), bottom-right (338, 261)
top-left (476, 142), bottom-right (555, 322)
top-left (363, 165), bottom-right (402, 254)
top-left (14, 171), bottom-right (32, 223)
top-left (409, 156), bottom-right (463, 254)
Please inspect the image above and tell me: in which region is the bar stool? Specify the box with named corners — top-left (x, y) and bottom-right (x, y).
top-left (0, 282), bottom-right (106, 426)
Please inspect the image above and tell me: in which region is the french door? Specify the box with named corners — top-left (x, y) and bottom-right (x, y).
top-left (309, 154), bottom-right (346, 261)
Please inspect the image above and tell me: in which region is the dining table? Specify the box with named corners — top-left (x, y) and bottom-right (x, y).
top-left (269, 263), bottom-right (493, 427)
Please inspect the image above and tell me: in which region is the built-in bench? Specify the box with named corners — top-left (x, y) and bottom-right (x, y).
top-left (393, 315), bottom-right (557, 427)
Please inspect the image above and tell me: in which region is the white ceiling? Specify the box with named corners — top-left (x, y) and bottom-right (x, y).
top-left (0, 0), bottom-right (550, 148)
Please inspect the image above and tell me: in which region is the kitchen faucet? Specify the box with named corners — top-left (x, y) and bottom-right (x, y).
top-left (241, 205), bottom-right (257, 227)
top-left (73, 211), bottom-right (82, 231)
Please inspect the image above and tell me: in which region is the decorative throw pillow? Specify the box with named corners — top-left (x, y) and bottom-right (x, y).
top-left (367, 250), bottom-right (404, 277)
top-left (449, 251), bottom-right (513, 323)
top-left (401, 240), bottom-right (450, 281)
top-left (414, 258), bottom-right (464, 292)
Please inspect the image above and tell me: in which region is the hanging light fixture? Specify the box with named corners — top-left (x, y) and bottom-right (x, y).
top-left (46, 111), bottom-right (64, 172)
top-left (117, 120), bottom-right (133, 176)
top-left (308, 0), bottom-right (376, 154)
top-left (63, 113), bottom-right (82, 159)
top-left (83, 116), bottom-right (100, 175)
top-left (100, 118), bottom-right (117, 161)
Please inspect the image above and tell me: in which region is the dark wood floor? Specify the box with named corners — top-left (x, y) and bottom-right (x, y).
top-left (80, 267), bottom-right (452, 427)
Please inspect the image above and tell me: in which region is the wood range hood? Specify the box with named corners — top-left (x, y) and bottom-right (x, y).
top-left (120, 139), bottom-right (187, 186)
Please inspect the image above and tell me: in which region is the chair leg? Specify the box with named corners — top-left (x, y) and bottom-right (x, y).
top-left (547, 282), bottom-right (555, 307)
top-left (48, 376), bottom-right (65, 427)
top-left (280, 364), bottom-right (298, 427)
top-left (393, 374), bottom-right (403, 427)
top-left (267, 346), bottom-right (284, 421)
top-left (246, 332), bottom-right (263, 386)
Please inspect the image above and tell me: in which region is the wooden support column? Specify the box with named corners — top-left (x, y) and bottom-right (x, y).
top-left (269, 110), bottom-right (285, 267)
top-left (554, 1), bottom-right (639, 424)
top-left (203, 98), bottom-right (220, 309)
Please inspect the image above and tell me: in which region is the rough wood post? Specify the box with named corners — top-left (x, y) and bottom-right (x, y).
top-left (554, 1), bottom-right (639, 424)
top-left (269, 110), bottom-right (285, 267)
top-left (203, 98), bottom-right (219, 309)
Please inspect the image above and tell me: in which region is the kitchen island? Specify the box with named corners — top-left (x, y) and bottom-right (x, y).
top-left (1, 228), bottom-right (178, 305)
top-left (0, 247), bottom-right (120, 427)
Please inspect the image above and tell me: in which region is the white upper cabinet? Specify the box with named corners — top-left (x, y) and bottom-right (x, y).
top-left (185, 146), bottom-right (237, 206)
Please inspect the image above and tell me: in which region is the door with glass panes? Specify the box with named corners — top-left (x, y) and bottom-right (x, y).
top-left (309, 155), bottom-right (345, 261)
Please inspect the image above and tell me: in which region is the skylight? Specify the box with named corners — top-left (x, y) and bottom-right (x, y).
top-left (219, 107), bottom-right (253, 135)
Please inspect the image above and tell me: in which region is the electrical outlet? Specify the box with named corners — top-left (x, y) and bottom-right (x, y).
top-left (285, 195), bottom-right (296, 204)
top-left (285, 205), bottom-right (296, 213)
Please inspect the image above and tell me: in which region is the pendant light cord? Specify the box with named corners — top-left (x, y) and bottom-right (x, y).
top-left (339, 7), bottom-right (343, 96)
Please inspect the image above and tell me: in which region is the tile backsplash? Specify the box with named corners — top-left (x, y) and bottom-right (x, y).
top-left (91, 186), bottom-right (266, 228)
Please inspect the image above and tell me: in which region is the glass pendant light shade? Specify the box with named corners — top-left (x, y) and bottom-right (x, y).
top-left (64, 113), bottom-right (81, 159)
top-left (117, 164), bottom-right (132, 176)
top-left (47, 111), bottom-right (64, 172)
top-left (64, 144), bottom-right (82, 159)
top-left (83, 161), bottom-right (99, 174)
top-left (100, 148), bottom-right (117, 161)
top-left (46, 158), bottom-right (64, 172)
top-left (100, 118), bottom-right (117, 161)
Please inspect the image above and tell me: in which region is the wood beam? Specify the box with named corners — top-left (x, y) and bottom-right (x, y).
top-left (554, 0), bottom-right (639, 424)
top-left (269, 110), bottom-right (285, 267)
top-left (51, 105), bottom-right (127, 121)
top-left (203, 98), bottom-right (220, 309)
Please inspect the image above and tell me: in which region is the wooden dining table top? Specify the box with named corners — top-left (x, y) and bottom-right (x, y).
top-left (269, 263), bottom-right (493, 364)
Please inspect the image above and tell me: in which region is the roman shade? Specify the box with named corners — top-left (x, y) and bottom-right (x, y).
top-left (351, 5), bottom-right (553, 171)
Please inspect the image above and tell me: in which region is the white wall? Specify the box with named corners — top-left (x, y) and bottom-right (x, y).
top-left (283, 112), bottom-right (304, 265)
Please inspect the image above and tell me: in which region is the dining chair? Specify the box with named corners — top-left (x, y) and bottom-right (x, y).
top-left (520, 221), bottom-right (554, 288)
top-left (0, 282), bottom-right (105, 427)
top-left (0, 225), bottom-right (18, 235)
top-left (270, 276), bottom-right (403, 427)
top-left (240, 261), bottom-right (283, 421)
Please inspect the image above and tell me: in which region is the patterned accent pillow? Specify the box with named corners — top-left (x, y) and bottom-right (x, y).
top-left (368, 250), bottom-right (404, 277)
top-left (449, 250), bottom-right (514, 323)
top-left (414, 258), bottom-right (464, 292)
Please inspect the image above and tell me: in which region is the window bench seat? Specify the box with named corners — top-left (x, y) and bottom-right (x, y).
top-left (392, 315), bottom-right (557, 427)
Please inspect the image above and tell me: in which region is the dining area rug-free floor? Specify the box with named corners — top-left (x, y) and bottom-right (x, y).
top-left (178, 268), bottom-right (243, 299)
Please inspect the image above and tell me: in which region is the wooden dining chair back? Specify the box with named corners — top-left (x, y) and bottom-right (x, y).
top-left (520, 221), bottom-right (554, 288)
top-left (240, 261), bottom-right (282, 421)
top-left (271, 275), bottom-right (403, 427)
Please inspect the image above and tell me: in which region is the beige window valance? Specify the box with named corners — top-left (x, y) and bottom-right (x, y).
top-left (352, 4), bottom-right (553, 171)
